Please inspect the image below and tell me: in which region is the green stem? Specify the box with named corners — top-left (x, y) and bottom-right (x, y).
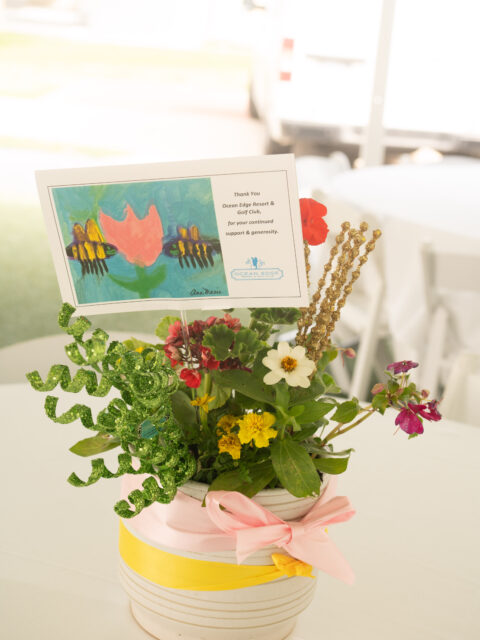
top-left (204, 372), bottom-right (212, 396)
top-left (322, 405), bottom-right (375, 445)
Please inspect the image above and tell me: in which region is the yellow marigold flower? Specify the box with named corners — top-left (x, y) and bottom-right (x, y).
top-left (218, 433), bottom-right (242, 459)
top-left (216, 414), bottom-right (239, 435)
top-left (271, 553), bottom-right (314, 578)
top-left (190, 393), bottom-right (215, 414)
top-left (237, 412), bottom-right (277, 448)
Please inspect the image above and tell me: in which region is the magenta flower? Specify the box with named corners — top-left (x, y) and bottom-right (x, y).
top-left (409, 400), bottom-right (442, 422)
top-left (395, 408), bottom-right (424, 435)
top-left (99, 203), bottom-right (164, 267)
top-left (387, 360), bottom-right (419, 375)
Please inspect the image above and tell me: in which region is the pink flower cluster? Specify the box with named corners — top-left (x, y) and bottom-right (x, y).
top-left (383, 360), bottom-right (441, 435)
top-left (164, 315), bottom-right (243, 388)
top-left (395, 400), bottom-right (442, 435)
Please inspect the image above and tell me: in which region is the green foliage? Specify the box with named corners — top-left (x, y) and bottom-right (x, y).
top-left (321, 373), bottom-right (343, 395)
top-left (275, 382), bottom-right (290, 410)
top-left (123, 336), bottom-right (157, 352)
top-left (249, 307), bottom-right (301, 324)
top-left (289, 376), bottom-right (326, 405)
top-left (203, 325), bottom-right (264, 365)
top-left (155, 316), bottom-right (181, 341)
top-left (294, 400), bottom-right (336, 423)
top-left (28, 301), bottom-right (430, 510)
top-left (208, 383), bottom-right (232, 410)
top-left (27, 303), bottom-right (196, 517)
top-left (231, 328), bottom-right (263, 364)
top-left (331, 399), bottom-right (360, 423)
top-left (372, 391), bottom-right (389, 414)
top-left (203, 324), bottom-right (235, 360)
top-left (70, 433), bottom-right (120, 457)
top-left (271, 436), bottom-right (320, 497)
top-left (208, 460), bottom-right (275, 497)
top-left (316, 348), bottom-right (339, 372)
top-left (211, 369), bottom-right (276, 405)
top-left (313, 456), bottom-right (350, 475)
top-left (171, 390), bottom-right (196, 425)
top-left (291, 423), bottom-right (320, 441)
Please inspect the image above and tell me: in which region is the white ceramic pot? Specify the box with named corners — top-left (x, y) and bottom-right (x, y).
top-left (119, 480), bottom-right (324, 640)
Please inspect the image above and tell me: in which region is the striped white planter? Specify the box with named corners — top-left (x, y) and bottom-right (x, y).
top-left (120, 480), bottom-right (324, 640)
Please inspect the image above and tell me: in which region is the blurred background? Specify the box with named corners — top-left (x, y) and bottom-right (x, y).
top-left (1, 0), bottom-right (480, 417)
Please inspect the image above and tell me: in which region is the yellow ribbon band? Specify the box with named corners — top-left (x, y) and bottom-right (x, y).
top-left (119, 521), bottom-right (313, 591)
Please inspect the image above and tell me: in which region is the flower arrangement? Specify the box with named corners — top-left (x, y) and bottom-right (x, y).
top-left (27, 199), bottom-right (441, 519)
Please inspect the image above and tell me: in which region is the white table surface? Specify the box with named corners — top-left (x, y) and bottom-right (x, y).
top-left (1, 378), bottom-right (479, 640)
top-left (328, 163), bottom-right (480, 238)
top-left (327, 162), bottom-right (480, 363)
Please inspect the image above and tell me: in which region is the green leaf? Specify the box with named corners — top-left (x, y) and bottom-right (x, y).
top-left (322, 373), bottom-right (342, 394)
top-left (211, 370), bottom-right (275, 405)
top-left (291, 423), bottom-right (319, 440)
top-left (294, 400), bottom-right (336, 423)
top-left (69, 434), bottom-right (120, 457)
top-left (155, 316), bottom-right (181, 341)
top-left (288, 404), bottom-right (304, 418)
top-left (289, 376), bottom-right (326, 405)
top-left (316, 348), bottom-right (338, 372)
top-left (275, 383), bottom-right (290, 409)
top-left (249, 319), bottom-right (274, 341)
top-left (203, 324), bottom-right (235, 360)
top-left (372, 391), bottom-right (389, 414)
top-left (313, 456), bottom-right (350, 474)
top-left (271, 437), bottom-right (320, 497)
top-left (171, 390), bottom-right (196, 425)
top-left (231, 328), bottom-right (264, 364)
top-left (305, 440), bottom-right (354, 457)
top-left (123, 337), bottom-right (156, 352)
top-left (208, 460), bottom-right (275, 497)
top-left (387, 380), bottom-right (400, 394)
top-left (331, 399), bottom-right (359, 423)
top-left (233, 392), bottom-right (266, 411)
top-left (208, 382), bottom-right (231, 410)
top-left (249, 307), bottom-right (301, 325)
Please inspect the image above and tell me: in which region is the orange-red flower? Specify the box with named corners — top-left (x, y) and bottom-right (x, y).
top-left (299, 198), bottom-right (328, 246)
top-left (99, 204), bottom-right (164, 267)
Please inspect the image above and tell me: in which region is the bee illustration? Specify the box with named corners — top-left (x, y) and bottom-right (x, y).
top-left (66, 218), bottom-right (117, 276)
top-left (163, 225), bottom-right (221, 269)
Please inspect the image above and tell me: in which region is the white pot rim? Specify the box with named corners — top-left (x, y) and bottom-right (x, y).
top-left (181, 476), bottom-right (329, 499)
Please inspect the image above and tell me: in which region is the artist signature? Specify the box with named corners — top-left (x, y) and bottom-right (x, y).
top-left (190, 287), bottom-right (222, 296)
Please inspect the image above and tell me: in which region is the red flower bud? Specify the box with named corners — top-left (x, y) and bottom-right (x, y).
top-left (299, 198), bottom-right (328, 246)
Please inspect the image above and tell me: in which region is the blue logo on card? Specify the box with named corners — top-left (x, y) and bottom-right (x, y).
top-left (231, 257), bottom-right (284, 281)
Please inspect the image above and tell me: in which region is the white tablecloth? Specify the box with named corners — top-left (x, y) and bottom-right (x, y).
top-left (328, 163), bottom-right (480, 363)
top-left (1, 380), bottom-right (479, 639)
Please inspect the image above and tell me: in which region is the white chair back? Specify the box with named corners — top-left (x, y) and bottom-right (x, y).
top-left (420, 244), bottom-right (480, 407)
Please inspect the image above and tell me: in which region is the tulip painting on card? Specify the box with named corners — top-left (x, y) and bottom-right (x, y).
top-left (51, 178), bottom-right (228, 304)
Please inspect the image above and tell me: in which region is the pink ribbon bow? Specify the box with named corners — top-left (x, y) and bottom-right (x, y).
top-left (205, 481), bottom-right (356, 584)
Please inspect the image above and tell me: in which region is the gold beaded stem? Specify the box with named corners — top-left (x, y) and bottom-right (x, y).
top-left (304, 241), bottom-right (311, 290)
top-left (309, 228), bottom-right (363, 358)
top-left (296, 222), bottom-right (350, 345)
top-left (297, 222), bottom-right (381, 364)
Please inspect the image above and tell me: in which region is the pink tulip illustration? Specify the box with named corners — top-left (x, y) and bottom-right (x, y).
top-left (99, 204), bottom-right (164, 267)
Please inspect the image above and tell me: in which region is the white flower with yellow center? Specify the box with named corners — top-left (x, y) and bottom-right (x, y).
top-left (262, 342), bottom-right (315, 388)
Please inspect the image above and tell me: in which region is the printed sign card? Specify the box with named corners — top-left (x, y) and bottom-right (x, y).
top-left (36, 154), bottom-right (308, 314)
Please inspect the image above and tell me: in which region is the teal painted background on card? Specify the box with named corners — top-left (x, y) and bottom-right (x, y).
top-left (51, 178), bottom-right (228, 304)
